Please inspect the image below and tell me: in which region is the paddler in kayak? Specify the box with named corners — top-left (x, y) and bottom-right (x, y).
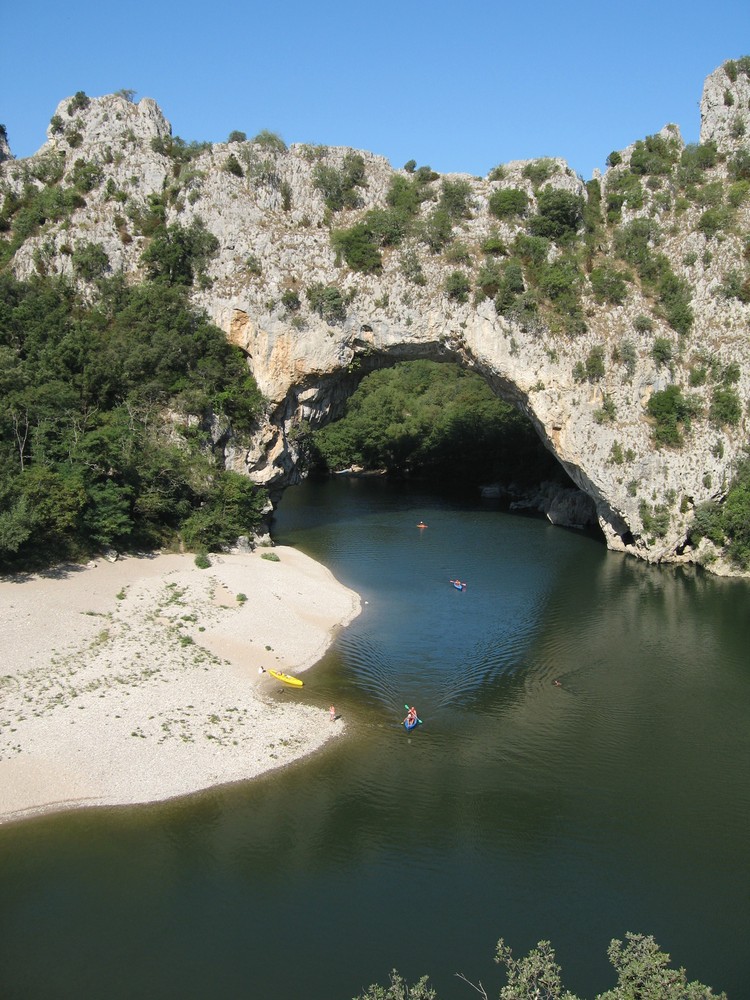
top-left (404, 706), bottom-right (418, 726)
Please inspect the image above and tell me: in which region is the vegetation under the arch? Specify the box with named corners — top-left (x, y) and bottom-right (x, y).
top-left (309, 360), bottom-right (565, 489)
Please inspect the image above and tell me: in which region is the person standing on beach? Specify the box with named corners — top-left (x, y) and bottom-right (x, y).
top-left (330, 705), bottom-right (336, 722)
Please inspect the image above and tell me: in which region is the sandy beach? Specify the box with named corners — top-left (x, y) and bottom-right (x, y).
top-left (0, 548), bottom-right (361, 826)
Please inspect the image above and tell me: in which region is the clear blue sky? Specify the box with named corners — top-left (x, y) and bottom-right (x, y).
top-left (2, 0), bottom-right (749, 179)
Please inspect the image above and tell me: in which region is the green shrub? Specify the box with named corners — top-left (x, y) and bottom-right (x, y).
top-left (727, 179), bottom-right (750, 207)
top-left (261, 551), bottom-right (280, 561)
top-left (583, 345), bottom-right (605, 382)
top-left (606, 151), bottom-right (622, 167)
top-left (364, 207), bottom-right (409, 247)
top-left (331, 223), bottom-right (382, 274)
top-left (589, 265), bottom-right (628, 304)
top-left (658, 267), bottom-right (693, 335)
top-left (141, 219), bottom-right (219, 286)
top-left (629, 132), bottom-right (680, 175)
top-left (537, 257), bottom-right (580, 301)
top-left (251, 130), bottom-right (287, 153)
top-left (67, 91), bottom-right (90, 115)
top-left (438, 242), bottom-right (466, 268)
top-left (493, 259), bottom-right (525, 315)
top-left (419, 207), bottom-right (453, 253)
top-left (605, 171), bottom-right (644, 220)
top-left (527, 187), bottom-right (584, 241)
top-left (697, 206), bottom-right (732, 238)
top-left (651, 337), bottom-right (673, 366)
top-left (181, 471), bottom-right (267, 552)
top-left (595, 395), bottom-right (617, 423)
top-left (439, 179), bottom-right (473, 220)
top-left (312, 152), bottom-right (366, 212)
top-left (677, 142), bottom-right (717, 186)
top-left (227, 130), bottom-right (247, 143)
top-left (613, 218), bottom-right (660, 272)
top-left (647, 384), bottom-right (701, 446)
top-left (29, 152), bottom-right (66, 186)
top-left (481, 233), bottom-right (507, 255)
top-left (476, 259), bottom-right (503, 299)
top-left (281, 289), bottom-right (301, 312)
top-left (522, 158), bottom-right (557, 187)
top-left (727, 147), bottom-right (750, 182)
top-left (709, 386), bottom-right (742, 426)
top-left (488, 187), bottom-right (528, 220)
top-left (72, 241), bottom-right (109, 281)
top-left (582, 178), bottom-right (603, 236)
top-left (69, 158), bottom-right (103, 193)
top-left (306, 283), bottom-right (346, 322)
top-left (615, 339), bottom-right (637, 378)
top-left (195, 551), bottom-right (211, 568)
top-left (691, 455), bottom-right (750, 570)
top-left (717, 269), bottom-right (750, 302)
top-left (639, 500), bottom-right (670, 538)
top-left (386, 174), bottom-right (428, 216)
top-left (633, 314), bottom-right (653, 334)
top-left (444, 271), bottom-right (471, 303)
top-left (730, 116), bottom-right (746, 139)
top-left (414, 165), bottom-right (439, 184)
top-left (512, 233), bottom-right (549, 267)
top-left (400, 255), bottom-right (426, 286)
top-left (245, 254), bottom-right (262, 277)
top-left (223, 154), bottom-right (244, 177)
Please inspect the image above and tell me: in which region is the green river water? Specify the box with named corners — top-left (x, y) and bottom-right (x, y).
top-left (0, 477), bottom-right (748, 999)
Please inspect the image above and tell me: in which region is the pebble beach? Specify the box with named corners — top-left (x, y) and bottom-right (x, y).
top-left (0, 548), bottom-right (361, 825)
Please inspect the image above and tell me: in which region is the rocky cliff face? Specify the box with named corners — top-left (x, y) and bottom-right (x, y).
top-left (2, 63), bottom-right (750, 573)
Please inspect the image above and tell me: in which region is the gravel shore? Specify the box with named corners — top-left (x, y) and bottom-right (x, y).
top-left (0, 548), bottom-right (361, 825)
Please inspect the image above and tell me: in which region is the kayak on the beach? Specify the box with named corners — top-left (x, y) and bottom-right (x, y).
top-left (266, 669), bottom-right (304, 687)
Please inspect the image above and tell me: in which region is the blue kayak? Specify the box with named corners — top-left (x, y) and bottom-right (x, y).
top-left (404, 716), bottom-right (422, 732)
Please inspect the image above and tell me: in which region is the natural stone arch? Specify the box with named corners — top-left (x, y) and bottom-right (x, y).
top-left (223, 306), bottom-right (631, 549)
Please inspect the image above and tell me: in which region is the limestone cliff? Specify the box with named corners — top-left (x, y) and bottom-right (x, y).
top-left (2, 62), bottom-right (750, 574)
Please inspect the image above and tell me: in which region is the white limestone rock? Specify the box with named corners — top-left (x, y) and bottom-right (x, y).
top-left (700, 59), bottom-right (750, 154)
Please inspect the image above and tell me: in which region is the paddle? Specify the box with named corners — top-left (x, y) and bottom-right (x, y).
top-left (403, 704), bottom-right (422, 726)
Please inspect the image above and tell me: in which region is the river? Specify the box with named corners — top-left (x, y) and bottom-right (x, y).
top-left (0, 477), bottom-right (748, 999)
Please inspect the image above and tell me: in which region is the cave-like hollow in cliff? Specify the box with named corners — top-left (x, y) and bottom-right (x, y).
top-left (272, 356), bottom-right (605, 543)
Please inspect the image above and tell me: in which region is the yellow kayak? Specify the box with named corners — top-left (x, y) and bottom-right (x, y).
top-left (267, 669), bottom-right (304, 688)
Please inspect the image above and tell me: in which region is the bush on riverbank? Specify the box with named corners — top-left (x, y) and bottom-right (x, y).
top-left (0, 272), bottom-right (266, 570)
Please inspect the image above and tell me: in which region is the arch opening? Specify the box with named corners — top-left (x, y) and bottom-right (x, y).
top-left (267, 355), bottom-right (603, 541)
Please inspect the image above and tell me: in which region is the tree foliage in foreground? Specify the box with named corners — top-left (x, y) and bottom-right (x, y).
top-left (353, 933), bottom-right (725, 1000)
top-left (0, 272), bottom-right (266, 569)
top-left (311, 360), bottom-right (563, 487)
